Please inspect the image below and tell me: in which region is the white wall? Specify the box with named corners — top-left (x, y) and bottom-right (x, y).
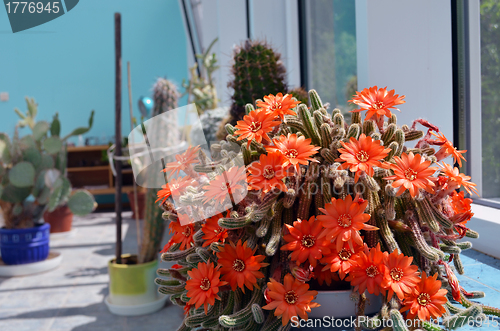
top-left (355, 0), bottom-right (454, 140)
top-left (192, 0), bottom-right (301, 107)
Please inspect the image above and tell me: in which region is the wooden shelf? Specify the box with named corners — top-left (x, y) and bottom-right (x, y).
top-left (67, 166), bottom-right (109, 172)
top-left (85, 186), bottom-right (135, 195)
top-left (67, 145), bottom-right (109, 152)
top-left (66, 145), bottom-right (134, 203)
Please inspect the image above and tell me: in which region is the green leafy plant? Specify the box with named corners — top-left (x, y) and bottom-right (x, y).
top-left (0, 98), bottom-right (96, 229)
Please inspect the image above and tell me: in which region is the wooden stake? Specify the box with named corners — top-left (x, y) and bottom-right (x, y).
top-left (114, 12), bottom-right (123, 264)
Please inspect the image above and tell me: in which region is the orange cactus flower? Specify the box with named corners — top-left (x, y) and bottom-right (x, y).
top-left (247, 151), bottom-right (289, 194)
top-left (156, 177), bottom-right (196, 204)
top-left (321, 241), bottom-right (362, 280)
top-left (161, 221), bottom-right (194, 252)
top-left (348, 244), bottom-right (388, 296)
top-left (256, 93), bottom-right (300, 120)
top-left (201, 213), bottom-right (228, 247)
top-left (439, 162), bottom-right (479, 196)
top-left (384, 152), bottom-right (438, 198)
top-left (382, 249), bottom-right (420, 300)
top-left (313, 265), bottom-right (340, 286)
top-left (337, 134), bottom-right (391, 182)
top-left (266, 133), bottom-right (320, 171)
top-left (202, 166), bottom-right (247, 205)
top-left (431, 132), bottom-right (467, 167)
top-left (162, 145), bottom-right (200, 177)
top-left (234, 110), bottom-right (280, 148)
top-left (216, 240), bottom-right (268, 292)
top-left (317, 195), bottom-right (377, 252)
top-left (449, 191), bottom-right (474, 225)
top-left (262, 274), bottom-right (320, 326)
top-left (281, 216), bottom-right (331, 267)
top-left (349, 86), bottom-right (406, 121)
top-left (401, 272), bottom-right (447, 321)
top-left (185, 262), bottom-right (227, 314)
top-left (156, 185), bottom-right (172, 204)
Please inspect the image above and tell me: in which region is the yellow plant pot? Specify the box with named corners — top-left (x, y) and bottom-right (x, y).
top-left (108, 254), bottom-right (159, 306)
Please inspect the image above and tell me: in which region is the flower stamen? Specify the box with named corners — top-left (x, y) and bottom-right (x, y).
top-left (417, 292), bottom-right (431, 306)
top-left (232, 259), bottom-right (246, 272)
top-left (284, 290), bottom-right (298, 305)
top-left (365, 265), bottom-right (379, 278)
top-left (337, 214), bottom-right (353, 228)
top-left (390, 268), bottom-right (404, 281)
top-left (200, 278), bottom-right (211, 291)
top-left (301, 235), bottom-right (316, 248)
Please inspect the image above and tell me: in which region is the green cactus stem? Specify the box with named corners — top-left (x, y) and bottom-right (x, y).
top-left (394, 129), bottom-right (405, 156)
top-left (405, 130), bottom-right (424, 141)
top-left (390, 309), bottom-right (409, 331)
top-left (351, 111), bottom-right (362, 125)
top-left (363, 120), bottom-right (376, 136)
top-left (405, 211), bottom-right (440, 262)
top-left (309, 89), bottom-right (323, 112)
top-left (298, 104), bottom-right (321, 146)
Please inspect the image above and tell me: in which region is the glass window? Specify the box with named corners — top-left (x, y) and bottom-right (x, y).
top-left (480, 1), bottom-right (500, 200)
top-left (306, 0), bottom-right (357, 112)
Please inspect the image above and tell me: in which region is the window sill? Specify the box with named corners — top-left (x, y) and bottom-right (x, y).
top-left (466, 203), bottom-right (500, 259)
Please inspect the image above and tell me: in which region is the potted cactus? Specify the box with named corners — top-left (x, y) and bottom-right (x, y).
top-left (106, 78), bottom-right (180, 316)
top-left (0, 98), bottom-right (96, 265)
top-left (153, 87), bottom-right (499, 331)
top-left (41, 111), bottom-right (97, 233)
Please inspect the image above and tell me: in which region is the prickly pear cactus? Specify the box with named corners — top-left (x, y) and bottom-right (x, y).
top-left (156, 88), bottom-right (494, 330)
top-left (0, 98), bottom-right (96, 229)
top-left (137, 78), bottom-right (180, 264)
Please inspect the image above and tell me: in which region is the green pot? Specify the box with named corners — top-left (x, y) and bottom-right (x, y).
top-left (108, 254), bottom-right (159, 306)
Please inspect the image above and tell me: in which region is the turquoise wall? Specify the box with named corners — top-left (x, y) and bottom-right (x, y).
top-left (0, 0), bottom-right (187, 140)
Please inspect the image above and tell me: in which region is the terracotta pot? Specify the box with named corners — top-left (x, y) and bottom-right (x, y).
top-left (127, 191), bottom-right (145, 220)
top-left (43, 206), bottom-right (73, 233)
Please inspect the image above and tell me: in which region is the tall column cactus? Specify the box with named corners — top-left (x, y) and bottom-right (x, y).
top-left (138, 78), bottom-right (180, 264)
top-left (155, 87), bottom-right (493, 330)
top-left (216, 40), bottom-right (287, 140)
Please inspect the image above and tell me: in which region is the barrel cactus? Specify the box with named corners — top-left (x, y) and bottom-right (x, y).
top-left (152, 86), bottom-right (498, 330)
top-left (0, 98), bottom-right (96, 229)
top-left (216, 40), bottom-right (287, 140)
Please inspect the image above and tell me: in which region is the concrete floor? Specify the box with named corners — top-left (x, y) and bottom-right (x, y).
top-left (0, 212), bottom-right (184, 331)
top-left (1, 211), bottom-right (500, 331)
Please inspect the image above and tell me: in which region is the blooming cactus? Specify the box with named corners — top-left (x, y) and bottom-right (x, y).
top-left (155, 88), bottom-right (496, 331)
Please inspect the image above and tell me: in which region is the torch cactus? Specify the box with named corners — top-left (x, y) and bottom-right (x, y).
top-left (137, 78), bottom-right (181, 264)
top-left (0, 98), bottom-right (96, 229)
top-left (155, 87), bottom-right (493, 330)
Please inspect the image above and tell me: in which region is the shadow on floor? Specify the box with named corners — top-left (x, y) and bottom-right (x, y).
top-left (65, 267), bottom-right (108, 278)
top-left (0, 287), bottom-right (177, 331)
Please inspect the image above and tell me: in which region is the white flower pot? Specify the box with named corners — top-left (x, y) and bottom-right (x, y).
top-left (309, 289), bottom-right (382, 319)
